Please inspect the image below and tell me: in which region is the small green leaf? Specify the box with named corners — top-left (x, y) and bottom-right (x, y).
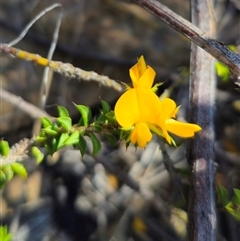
top-left (0, 140), bottom-right (10, 157)
top-left (44, 126), bottom-right (58, 136)
top-left (78, 135), bottom-right (87, 157)
top-left (11, 163), bottom-right (28, 178)
top-left (225, 202), bottom-right (240, 221)
top-left (31, 147), bottom-right (44, 164)
top-left (0, 170), bottom-right (7, 189)
top-left (64, 131), bottom-right (79, 146)
top-left (1, 165), bottom-right (14, 181)
top-left (0, 226), bottom-right (13, 241)
top-left (75, 104), bottom-right (91, 126)
top-left (92, 123), bottom-right (102, 131)
top-left (105, 134), bottom-right (117, 147)
top-left (41, 117), bottom-right (52, 128)
top-left (232, 188), bottom-right (240, 205)
top-left (45, 141), bottom-right (55, 156)
top-left (56, 133), bottom-right (69, 150)
top-left (96, 113), bottom-right (105, 122)
top-left (89, 133), bottom-right (101, 155)
top-left (57, 105), bottom-right (69, 117)
top-left (215, 61), bottom-right (230, 82)
top-left (217, 185), bottom-right (229, 206)
top-left (105, 111), bottom-right (116, 123)
top-left (35, 136), bottom-right (47, 145)
top-left (101, 100), bottom-right (111, 113)
top-left (57, 117), bottom-right (72, 131)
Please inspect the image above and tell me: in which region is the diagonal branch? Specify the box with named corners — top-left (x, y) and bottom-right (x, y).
top-left (128, 0), bottom-right (240, 86)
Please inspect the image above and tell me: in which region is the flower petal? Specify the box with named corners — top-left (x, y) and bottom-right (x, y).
top-left (114, 89), bottom-right (140, 128)
top-left (160, 98), bottom-right (178, 120)
top-left (131, 122), bottom-right (152, 148)
top-left (129, 62), bottom-right (140, 85)
top-left (165, 119), bottom-right (202, 137)
top-left (135, 66), bottom-right (156, 89)
top-left (129, 56), bottom-right (156, 89)
top-left (135, 88), bottom-right (162, 122)
top-left (114, 88), bottom-right (161, 128)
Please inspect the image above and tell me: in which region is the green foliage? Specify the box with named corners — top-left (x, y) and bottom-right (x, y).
top-left (31, 146), bottom-right (44, 164)
top-left (0, 140), bottom-right (10, 156)
top-left (0, 226), bottom-right (13, 241)
top-left (0, 100), bottom-right (131, 188)
top-left (35, 102), bottom-right (121, 156)
top-left (57, 117), bottom-right (72, 131)
top-left (11, 162), bottom-right (28, 178)
top-left (217, 185), bottom-right (240, 221)
top-left (215, 45), bottom-right (237, 82)
top-left (88, 133), bottom-right (102, 156)
top-left (57, 105), bottom-right (70, 118)
top-left (78, 134), bottom-right (87, 157)
top-left (75, 104), bottom-right (92, 126)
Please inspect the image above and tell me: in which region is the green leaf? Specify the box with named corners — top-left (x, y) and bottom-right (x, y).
top-left (57, 105), bottom-right (69, 117)
top-left (232, 188), bottom-right (240, 205)
top-left (101, 100), bottom-right (111, 113)
top-left (57, 117), bottom-right (72, 131)
top-left (89, 133), bottom-right (101, 155)
top-left (78, 135), bottom-right (87, 156)
top-left (11, 163), bottom-right (28, 178)
top-left (0, 226), bottom-right (13, 241)
top-left (31, 147), bottom-right (44, 164)
top-left (0, 170), bottom-right (7, 189)
top-left (215, 61), bottom-right (230, 82)
top-left (92, 123), bottom-right (102, 131)
top-left (56, 133), bottom-right (69, 150)
top-left (75, 104), bottom-right (91, 126)
top-left (0, 140), bottom-right (10, 157)
top-left (225, 202), bottom-right (240, 221)
top-left (1, 165), bottom-right (14, 181)
top-left (44, 126), bottom-right (58, 136)
top-left (41, 117), bottom-right (52, 128)
top-left (35, 136), bottom-right (47, 145)
top-left (105, 134), bottom-right (117, 147)
top-left (105, 111), bottom-right (116, 123)
top-left (217, 185), bottom-right (229, 206)
top-left (96, 113), bottom-right (105, 122)
top-left (64, 131), bottom-right (79, 146)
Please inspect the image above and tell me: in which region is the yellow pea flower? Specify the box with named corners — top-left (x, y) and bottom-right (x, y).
top-left (114, 56), bottom-right (202, 148)
top-left (155, 98), bottom-right (202, 144)
top-left (115, 88), bottom-right (162, 148)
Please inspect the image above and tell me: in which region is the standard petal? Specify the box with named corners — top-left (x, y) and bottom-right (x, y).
top-left (136, 66), bottom-right (156, 89)
top-left (129, 63), bottom-right (140, 86)
top-left (135, 88), bottom-right (162, 122)
top-left (131, 122), bottom-right (152, 148)
top-left (165, 119), bottom-right (202, 137)
top-left (114, 89), bottom-right (140, 127)
top-left (138, 55), bottom-right (147, 74)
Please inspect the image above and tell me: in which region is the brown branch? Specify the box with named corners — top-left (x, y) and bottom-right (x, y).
top-left (187, 0), bottom-right (216, 241)
top-left (128, 0), bottom-right (240, 86)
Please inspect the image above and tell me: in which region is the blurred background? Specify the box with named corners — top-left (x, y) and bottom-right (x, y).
top-left (0, 0), bottom-right (240, 240)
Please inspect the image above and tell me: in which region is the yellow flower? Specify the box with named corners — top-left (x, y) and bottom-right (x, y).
top-left (114, 55), bottom-right (202, 148)
top-left (114, 88), bottom-right (161, 148)
top-left (155, 98), bottom-right (202, 144)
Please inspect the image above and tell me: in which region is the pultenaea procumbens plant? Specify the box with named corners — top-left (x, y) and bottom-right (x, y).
top-left (114, 56), bottom-right (201, 148)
